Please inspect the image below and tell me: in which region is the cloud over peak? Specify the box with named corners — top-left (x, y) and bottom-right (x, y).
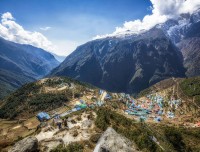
top-left (0, 12), bottom-right (56, 52)
top-left (94, 0), bottom-right (200, 39)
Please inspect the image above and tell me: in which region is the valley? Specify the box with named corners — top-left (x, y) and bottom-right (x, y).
top-left (0, 1), bottom-right (200, 152)
top-left (0, 37), bottom-right (59, 100)
top-left (0, 77), bottom-right (200, 152)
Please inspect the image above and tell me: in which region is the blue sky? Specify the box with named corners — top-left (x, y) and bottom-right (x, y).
top-left (0, 0), bottom-right (199, 56)
top-left (0, 0), bottom-right (153, 55)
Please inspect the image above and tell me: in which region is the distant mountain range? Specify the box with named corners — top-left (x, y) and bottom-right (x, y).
top-left (0, 37), bottom-right (59, 99)
top-left (50, 9), bottom-right (200, 95)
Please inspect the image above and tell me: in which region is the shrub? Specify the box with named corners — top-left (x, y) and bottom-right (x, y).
top-left (89, 134), bottom-right (101, 143)
top-left (95, 108), bottom-right (161, 151)
top-left (180, 77), bottom-right (200, 97)
top-left (164, 127), bottom-right (186, 151)
top-left (51, 142), bottom-right (83, 152)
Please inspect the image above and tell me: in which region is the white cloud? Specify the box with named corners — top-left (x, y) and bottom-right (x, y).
top-left (51, 39), bottom-right (82, 56)
top-left (1, 12), bottom-right (14, 22)
top-left (40, 26), bottom-right (51, 31)
top-left (94, 0), bottom-right (200, 39)
top-left (0, 12), bottom-right (57, 53)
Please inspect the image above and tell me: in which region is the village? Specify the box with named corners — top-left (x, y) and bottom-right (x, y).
top-left (0, 77), bottom-right (200, 151)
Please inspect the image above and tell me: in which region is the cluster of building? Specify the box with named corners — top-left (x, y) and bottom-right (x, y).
top-left (36, 89), bottom-right (112, 129)
top-left (124, 93), bottom-right (183, 122)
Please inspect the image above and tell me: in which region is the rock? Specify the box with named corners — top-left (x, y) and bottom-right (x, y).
top-left (82, 120), bottom-right (92, 128)
top-left (71, 130), bottom-right (79, 137)
top-left (39, 139), bottom-right (63, 152)
top-left (9, 136), bottom-right (38, 152)
top-left (93, 127), bottom-right (139, 152)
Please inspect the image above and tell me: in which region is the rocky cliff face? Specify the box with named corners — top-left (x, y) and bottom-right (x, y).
top-left (50, 28), bottom-right (185, 94)
top-left (160, 9), bottom-right (200, 77)
top-left (50, 9), bottom-right (200, 95)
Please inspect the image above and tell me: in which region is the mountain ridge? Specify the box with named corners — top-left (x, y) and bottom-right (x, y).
top-left (0, 37), bottom-right (59, 99)
top-left (50, 27), bottom-right (186, 95)
top-left (50, 10), bottom-right (200, 95)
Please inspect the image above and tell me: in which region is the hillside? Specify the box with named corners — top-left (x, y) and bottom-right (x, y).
top-left (138, 77), bottom-right (200, 105)
top-left (0, 37), bottom-right (59, 100)
top-left (0, 76), bottom-right (200, 152)
top-left (0, 77), bottom-right (96, 119)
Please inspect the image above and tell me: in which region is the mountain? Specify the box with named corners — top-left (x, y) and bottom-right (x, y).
top-left (51, 53), bottom-right (66, 62)
top-left (50, 9), bottom-right (200, 95)
top-left (50, 28), bottom-right (186, 95)
top-left (158, 9), bottom-right (200, 77)
top-left (0, 37), bottom-right (59, 99)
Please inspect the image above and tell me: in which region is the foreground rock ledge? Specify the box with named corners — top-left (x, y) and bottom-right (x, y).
top-left (9, 136), bottom-right (38, 152)
top-left (94, 127), bottom-right (140, 152)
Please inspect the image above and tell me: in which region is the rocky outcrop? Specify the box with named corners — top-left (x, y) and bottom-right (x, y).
top-left (9, 137), bottom-right (38, 152)
top-left (93, 127), bottom-right (139, 152)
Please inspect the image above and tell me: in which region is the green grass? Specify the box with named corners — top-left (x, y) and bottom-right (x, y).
top-left (46, 77), bottom-right (96, 89)
top-left (0, 80), bottom-right (68, 119)
top-left (50, 142), bottom-right (84, 152)
top-left (180, 77), bottom-right (200, 97)
top-left (95, 107), bottom-right (163, 152)
top-left (180, 77), bottom-right (200, 106)
top-left (95, 107), bottom-right (200, 152)
top-left (137, 87), bottom-right (153, 98)
top-left (0, 76), bottom-right (97, 119)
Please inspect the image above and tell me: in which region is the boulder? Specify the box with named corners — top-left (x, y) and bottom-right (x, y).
top-left (93, 127), bottom-right (139, 152)
top-left (9, 136), bottom-right (38, 152)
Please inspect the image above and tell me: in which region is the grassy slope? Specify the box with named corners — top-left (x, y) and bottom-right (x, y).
top-left (95, 107), bottom-right (200, 152)
top-left (180, 77), bottom-right (200, 106)
top-left (0, 77), bottom-right (96, 119)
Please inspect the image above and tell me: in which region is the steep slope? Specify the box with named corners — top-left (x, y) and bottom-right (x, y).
top-left (160, 9), bottom-right (200, 77)
top-left (0, 37), bottom-right (59, 99)
top-left (178, 38), bottom-right (200, 77)
top-left (50, 28), bottom-right (185, 94)
top-left (50, 10), bottom-right (200, 94)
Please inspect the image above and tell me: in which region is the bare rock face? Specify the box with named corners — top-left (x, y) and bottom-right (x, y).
top-left (93, 127), bottom-right (139, 152)
top-left (50, 9), bottom-right (200, 95)
top-left (9, 136), bottom-right (38, 152)
top-left (50, 28), bottom-right (185, 95)
top-left (178, 38), bottom-right (200, 77)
